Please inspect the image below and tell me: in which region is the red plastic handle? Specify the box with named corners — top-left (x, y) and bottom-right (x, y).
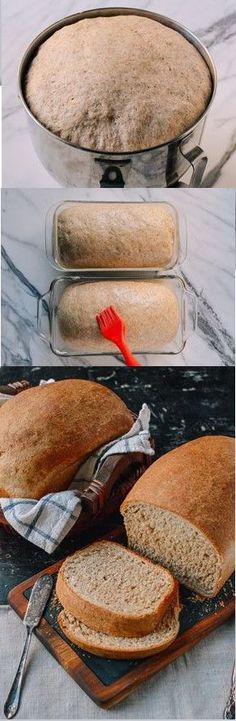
top-left (117, 342), bottom-right (141, 367)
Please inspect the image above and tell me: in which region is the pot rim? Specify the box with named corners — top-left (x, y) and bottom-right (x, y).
top-left (18, 6), bottom-right (217, 157)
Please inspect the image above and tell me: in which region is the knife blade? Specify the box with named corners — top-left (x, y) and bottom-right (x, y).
top-left (23, 574), bottom-right (53, 629)
top-left (4, 574), bottom-right (53, 719)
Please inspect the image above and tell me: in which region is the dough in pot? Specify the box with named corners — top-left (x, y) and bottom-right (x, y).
top-left (26, 15), bottom-right (212, 152)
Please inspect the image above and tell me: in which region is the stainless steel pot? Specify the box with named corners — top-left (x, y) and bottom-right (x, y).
top-left (18, 7), bottom-right (217, 188)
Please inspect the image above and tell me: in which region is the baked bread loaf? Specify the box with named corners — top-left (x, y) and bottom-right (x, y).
top-left (57, 280), bottom-right (180, 353)
top-left (58, 600), bottom-right (180, 659)
top-left (56, 541), bottom-right (178, 637)
top-left (25, 15), bottom-right (212, 152)
top-left (121, 436), bottom-right (235, 597)
top-left (0, 379), bottom-right (133, 499)
top-left (56, 203), bottom-right (176, 270)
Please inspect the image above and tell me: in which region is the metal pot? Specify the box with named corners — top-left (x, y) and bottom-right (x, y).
top-left (18, 7), bottom-right (217, 188)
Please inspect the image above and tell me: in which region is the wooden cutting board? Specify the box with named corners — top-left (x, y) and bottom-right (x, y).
top-left (8, 529), bottom-right (234, 710)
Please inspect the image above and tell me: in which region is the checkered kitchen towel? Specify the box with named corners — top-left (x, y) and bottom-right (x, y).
top-left (0, 403), bottom-right (154, 554)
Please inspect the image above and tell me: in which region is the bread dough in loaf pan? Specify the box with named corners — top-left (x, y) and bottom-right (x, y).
top-left (37, 276), bottom-right (197, 357)
top-left (45, 201), bottom-right (187, 272)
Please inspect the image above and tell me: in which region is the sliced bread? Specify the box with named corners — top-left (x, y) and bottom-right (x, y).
top-left (121, 436), bottom-right (235, 597)
top-left (56, 540), bottom-right (178, 637)
top-left (58, 599), bottom-right (180, 659)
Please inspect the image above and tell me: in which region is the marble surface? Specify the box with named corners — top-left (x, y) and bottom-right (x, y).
top-left (2, 0), bottom-right (236, 188)
top-left (1, 188), bottom-right (235, 366)
top-left (0, 367), bottom-right (234, 720)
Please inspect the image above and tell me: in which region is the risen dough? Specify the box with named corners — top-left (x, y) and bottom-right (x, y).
top-left (26, 15), bottom-right (212, 152)
top-left (57, 280), bottom-right (180, 353)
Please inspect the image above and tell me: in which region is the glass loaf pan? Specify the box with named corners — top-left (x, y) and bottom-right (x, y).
top-left (37, 274), bottom-right (197, 357)
top-left (45, 201), bottom-right (187, 273)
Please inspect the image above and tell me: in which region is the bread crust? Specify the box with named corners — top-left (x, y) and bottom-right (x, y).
top-left (57, 598), bottom-right (180, 659)
top-left (0, 379), bottom-right (133, 499)
top-left (121, 436), bottom-right (235, 596)
top-left (56, 202), bottom-right (176, 270)
top-left (56, 540), bottom-right (179, 638)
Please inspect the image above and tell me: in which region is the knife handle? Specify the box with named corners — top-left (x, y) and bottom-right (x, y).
top-left (4, 628), bottom-right (32, 719)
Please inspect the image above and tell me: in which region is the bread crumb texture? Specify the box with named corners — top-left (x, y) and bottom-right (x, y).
top-left (26, 15), bottom-right (212, 151)
top-left (61, 541), bottom-right (173, 615)
top-left (124, 505), bottom-right (221, 596)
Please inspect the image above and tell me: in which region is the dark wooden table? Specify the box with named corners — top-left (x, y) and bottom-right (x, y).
top-left (0, 366), bottom-right (234, 605)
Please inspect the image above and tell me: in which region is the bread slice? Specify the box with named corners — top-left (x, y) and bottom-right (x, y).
top-left (58, 600), bottom-right (180, 659)
top-left (56, 541), bottom-right (178, 638)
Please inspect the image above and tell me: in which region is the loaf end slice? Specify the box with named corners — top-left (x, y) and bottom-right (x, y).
top-left (56, 540), bottom-right (178, 637)
top-left (58, 599), bottom-right (180, 659)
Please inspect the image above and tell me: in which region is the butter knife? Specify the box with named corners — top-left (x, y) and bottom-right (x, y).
top-left (223, 664), bottom-right (235, 719)
top-left (4, 575), bottom-right (53, 719)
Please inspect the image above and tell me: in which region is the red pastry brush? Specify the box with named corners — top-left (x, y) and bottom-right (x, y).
top-left (96, 305), bottom-right (141, 367)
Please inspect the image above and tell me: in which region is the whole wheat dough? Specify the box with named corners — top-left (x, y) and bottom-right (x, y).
top-left (56, 203), bottom-right (176, 270)
top-left (26, 15), bottom-right (212, 152)
top-left (57, 280), bottom-right (180, 353)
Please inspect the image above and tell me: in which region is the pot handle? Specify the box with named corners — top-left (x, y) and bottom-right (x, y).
top-left (172, 146), bottom-right (208, 187)
top-left (99, 165), bottom-right (126, 187)
top-left (184, 289), bottom-right (198, 342)
top-left (37, 292), bottom-right (50, 343)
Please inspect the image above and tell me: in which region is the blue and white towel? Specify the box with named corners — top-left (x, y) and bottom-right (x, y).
top-left (0, 403), bottom-right (154, 554)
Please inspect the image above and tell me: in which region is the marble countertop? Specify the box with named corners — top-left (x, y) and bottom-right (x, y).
top-left (2, 0), bottom-right (236, 188)
top-left (1, 188), bottom-right (235, 366)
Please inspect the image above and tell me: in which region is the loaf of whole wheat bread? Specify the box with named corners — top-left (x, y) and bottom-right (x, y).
top-left (121, 436), bottom-right (235, 597)
top-left (0, 379), bottom-right (133, 499)
top-left (56, 203), bottom-right (176, 270)
top-left (58, 600), bottom-right (180, 659)
top-left (56, 541), bottom-right (178, 637)
top-left (58, 280), bottom-right (180, 353)
top-left (25, 15), bottom-right (212, 152)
